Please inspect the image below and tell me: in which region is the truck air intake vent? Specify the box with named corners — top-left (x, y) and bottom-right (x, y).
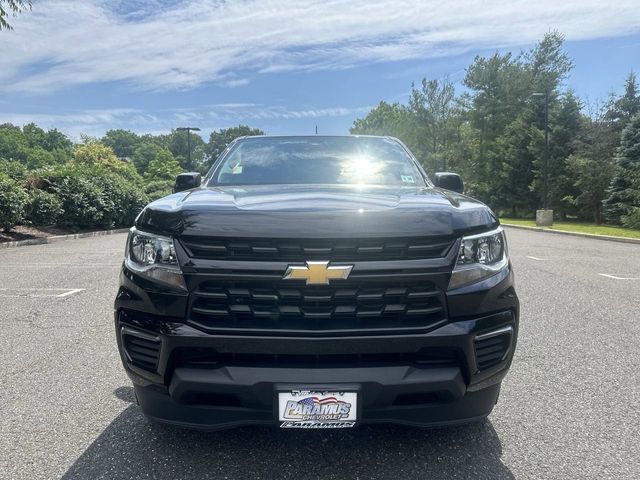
top-left (121, 327), bottom-right (161, 373)
top-left (474, 326), bottom-right (512, 372)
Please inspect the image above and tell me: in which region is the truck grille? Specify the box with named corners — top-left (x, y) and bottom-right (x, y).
top-left (188, 280), bottom-right (447, 336)
top-left (180, 236), bottom-right (455, 262)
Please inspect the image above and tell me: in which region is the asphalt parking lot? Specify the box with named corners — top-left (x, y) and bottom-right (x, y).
top-left (0, 227), bottom-right (638, 479)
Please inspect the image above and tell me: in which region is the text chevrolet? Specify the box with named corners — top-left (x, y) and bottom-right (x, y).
top-left (115, 135), bottom-right (519, 429)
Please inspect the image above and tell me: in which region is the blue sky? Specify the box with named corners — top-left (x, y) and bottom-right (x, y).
top-left (1, 0), bottom-right (640, 141)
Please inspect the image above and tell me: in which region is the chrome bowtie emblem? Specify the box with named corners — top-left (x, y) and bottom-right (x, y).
top-left (283, 261), bottom-right (353, 285)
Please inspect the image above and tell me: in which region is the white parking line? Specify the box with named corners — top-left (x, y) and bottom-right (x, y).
top-left (56, 288), bottom-right (85, 298)
top-left (526, 256), bottom-right (545, 261)
top-left (0, 288), bottom-right (86, 298)
top-left (598, 273), bottom-right (640, 280)
top-left (0, 263), bottom-right (119, 268)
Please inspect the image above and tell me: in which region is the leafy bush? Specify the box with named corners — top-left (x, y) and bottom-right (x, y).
top-left (39, 164), bottom-right (148, 229)
top-left (145, 148), bottom-right (182, 181)
top-left (40, 167), bottom-right (106, 228)
top-left (25, 189), bottom-right (64, 226)
top-left (0, 173), bottom-right (29, 231)
top-left (144, 179), bottom-right (174, 201)
top-left (0, 158), bottom-right (28, 182)
top-left (98, 173), bottom-right (149, 228)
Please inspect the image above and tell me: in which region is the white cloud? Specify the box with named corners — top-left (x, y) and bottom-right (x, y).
top-left (0, 104), bottom-right (369, 138)
top-left (223, 78), bottom-right (250, 87)
top-left (1, 0), bottom-right (639, 93)
top-left (0, 108), bottom-right (158, 139)
top-left (0, 108), bottom-right (141, 128)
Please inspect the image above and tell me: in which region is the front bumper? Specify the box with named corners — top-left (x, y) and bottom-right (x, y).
top-left (116, 308), bottom-right (517, 429)
top-left (134, 369), bottom-right (502, 430)
top-left (115, 250), bottom-right (518, 429)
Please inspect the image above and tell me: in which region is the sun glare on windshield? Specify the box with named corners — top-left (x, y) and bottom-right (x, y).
top-left (339, 155), bottom-right (383, 186)
top-left (209, 136), bottom-right (424, 187)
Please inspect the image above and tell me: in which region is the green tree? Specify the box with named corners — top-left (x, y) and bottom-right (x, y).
top-left (206, 125), bottom-right (264, 169)
top-left (604, 72), bottom-right (640, 137)
top-left (603, 114), bottom-right (640, 224)
top-left (406, 78), bottom-right (459, 171)
top-left (0, 123), bottom-right (29, 163)
top-left (73, 141), bottom-right (141, 184)
top-left (564, 154), bottom-right (613, 224)
top-left (156, 129), bottom-right (207, 172)
top-left (22, 123), bottom-right (46, 148)
top-left (369, 32), bottom-right (575, 217)
top-left (74, 141), bottom-right (121, 168)
top-left (620, 165), bottom-right (640, 228)
top-left (0, 0), bottom-right (30, 30)
top-left (26, 147), bottom-right (57, 169)
top-left (460, 34), bottom-right (573, 215)
top-left (102, 129), bottom-right (141, 158)
top-left (351, 101), bottom-right (411, 138)
top-left (43, 128), bottom-right (73, 153)
top-left (521, 32), bottom-right (573, 214)
top-left (526, 32), bottom-right (573, 95)
top-left (0, 123), bottom-right (73, 167)
top-left (461, 51), bottom-right (531, 207)
top-left (131, 141), bottom-right (162, 174)
top-left (145, 148), bottom-right (182, 182)
top-left (529, 91), bottom-right (584, 217)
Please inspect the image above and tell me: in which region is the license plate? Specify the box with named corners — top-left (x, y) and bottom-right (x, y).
top-left (278, 390), bottom-right (358, 428)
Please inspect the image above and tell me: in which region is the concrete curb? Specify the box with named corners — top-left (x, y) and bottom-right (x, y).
top-left (0, 228), bottom-right (130, 249)
top-left (502, 223), bottom-right (640, 245)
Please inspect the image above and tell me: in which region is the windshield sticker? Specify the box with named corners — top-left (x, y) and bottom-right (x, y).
top-left (232, 164), bottom-right (243, 174)
top-left (401, 175), bottom-right (414, 183)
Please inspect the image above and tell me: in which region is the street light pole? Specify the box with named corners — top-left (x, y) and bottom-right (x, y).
top-left (543, 91), bottom-right (549, 210)
top-left (176, 127), bottom-right (201, 169)
top-left (532, 91), bottom-right (552, 226)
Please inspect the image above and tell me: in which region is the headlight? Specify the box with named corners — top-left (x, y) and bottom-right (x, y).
top-left (448, 227), bottom-right (508, 290)
top-left (125, 227), bottom-right (186, 290)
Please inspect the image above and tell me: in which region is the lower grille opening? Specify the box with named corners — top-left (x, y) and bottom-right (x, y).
top-left (392, 392), bottom-right (440, 406)
top-left (180, 391), bottom-right (242, 407)
top-left (170, 347), bottom-right (459, 370)
top-left (474, 326), bottom-right (512, 372)
top-left (122, 327), bottom-right (161, 373)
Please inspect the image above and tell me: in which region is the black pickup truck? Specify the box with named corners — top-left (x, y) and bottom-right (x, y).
top-left (115, 135), bottom-right (519, 430)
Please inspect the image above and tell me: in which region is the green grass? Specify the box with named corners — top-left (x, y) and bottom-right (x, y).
top-left (500, 218), bottom-right (640, 239)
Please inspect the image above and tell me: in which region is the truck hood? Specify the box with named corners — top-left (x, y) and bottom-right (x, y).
top-left (135, 185), bottom-right (498, 238)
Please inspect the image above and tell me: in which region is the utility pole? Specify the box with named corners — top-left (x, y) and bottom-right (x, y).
top-left (176, 127), bottom-right (201, 168)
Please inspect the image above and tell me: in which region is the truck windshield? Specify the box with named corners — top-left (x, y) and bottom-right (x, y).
top-left (207, 136), bottom-right (426, 187)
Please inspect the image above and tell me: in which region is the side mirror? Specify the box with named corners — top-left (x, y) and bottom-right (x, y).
top-left (173, 172), bottom-right (201, 193)
top-left (434, 172), bottom-right (464, 194)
